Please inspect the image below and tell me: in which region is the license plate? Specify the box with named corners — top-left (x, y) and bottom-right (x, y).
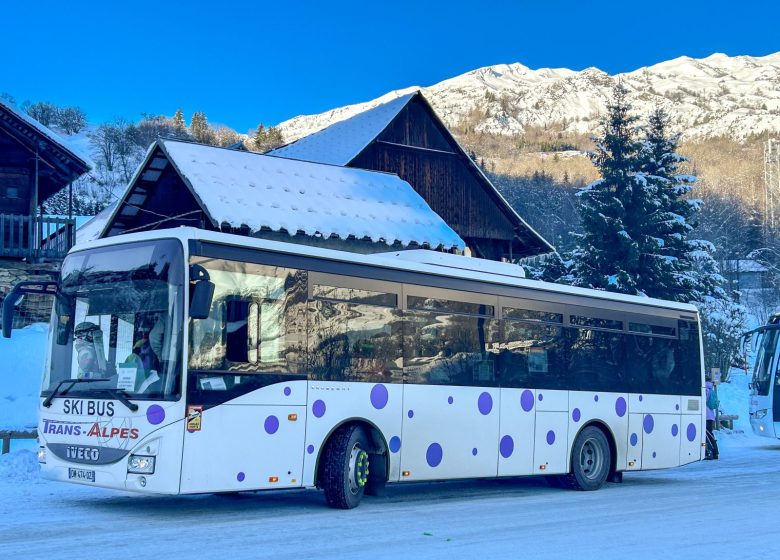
top-left (68, 468), bottom-right (95, 482)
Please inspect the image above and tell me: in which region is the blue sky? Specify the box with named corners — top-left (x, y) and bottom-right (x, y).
top-left (2, 0), bottom-right (778, 132)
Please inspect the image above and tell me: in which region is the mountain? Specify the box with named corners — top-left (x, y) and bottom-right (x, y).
top-left (277, 52), bottom-right (780, 143)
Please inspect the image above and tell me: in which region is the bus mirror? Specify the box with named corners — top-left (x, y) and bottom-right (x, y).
top-left (54, 295), bottom-right (74, 346)
top-left (190, 281), bottom-right (215, 319)
top-left (189, 265), bottom-right (214, 320)
top-left (2, 292), bottom-right (23, 338)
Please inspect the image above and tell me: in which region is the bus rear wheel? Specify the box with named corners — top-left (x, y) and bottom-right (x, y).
top-left (564, 426), bottom-right (611, 491)
top-left (321, 424), bottom-right (370, 509)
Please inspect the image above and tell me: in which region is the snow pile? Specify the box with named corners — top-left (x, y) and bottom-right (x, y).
top-left (717, 370), bottom-right (752, 434)
top-left (0, 450), bottom-right (39, 482)
top-left (0, 324), bottom-right (49, 431)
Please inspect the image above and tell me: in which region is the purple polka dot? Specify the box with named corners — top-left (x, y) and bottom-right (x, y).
top-left (643, 414), bottom-right (654, 434)
top-left (594, 394), bottom-right (599, 402)
top-left (572, 408), bottom-right (581, 422)
top-left (499, 435), bottom-right (514, 458)
top-left (652, 451), bottom-right (657, 458)
top-left (615, 397), bottom-right (627, 417)
top-left (521, 390), bottom-right (534, 412)
top-left (264, 415), bottom-right (279, 435)
top-left (389, 436), bottom-right (401, 453)
top-left (312, 400), bottom-right (326, 418)
top-left (687, 423), bottom-right (697, 442)
top-left (283, 386), bottom-right (291, 396)
top-left (639, 395), bottom-right (644, 402)
top-left (675, 404), bottom-right (680, 411)
top-left (478, 392), bottom-right (493, 415)
top-left (307, 444), bottom-right (314, 454)
top-left (630, 433), bottom-right (638, 446)
top-left (370, 384), bottom-right (389, 410)
top-left (538, 393), bottom-right (544, 402)
top-left (672, 424), bottom-right (679, 437)
top-left (237, 472), bottom-right (245, 482)
top-left (447, 396), bottom-right (454, 405)
top-left (426, 443), bottom-right (443, 467)
top-left (546, 430), bottom-right (556, 445)
top-left (472, 448), bottom-right (478, 456)
top-left (407, 409), bottom-right (414, 419)
top-left (146, 405), bottom-right (165, 425)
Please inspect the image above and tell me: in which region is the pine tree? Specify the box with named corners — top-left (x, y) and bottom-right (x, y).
top-left (254, 123), bottom-right (267, 150)
top-left (190, 111), bottom-right (213, 144)
top-left (637, 107), bottom-right (699, 301)
top-left (571, 83), bottom-right (665, 295)
top-left (173, 108), bottom-right (186, 131)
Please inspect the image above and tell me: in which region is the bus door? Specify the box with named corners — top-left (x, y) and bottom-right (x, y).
top-left (180, 259), bottom-right (309, 492)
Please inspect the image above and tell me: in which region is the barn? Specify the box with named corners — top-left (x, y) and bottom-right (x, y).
top-left (269, 91), bottom-right (553, 261)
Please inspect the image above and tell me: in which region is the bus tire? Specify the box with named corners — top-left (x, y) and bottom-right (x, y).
top-left (321, 424), bottom-right (370, 509)
top-left (564, 426), bottom-right (611, 491)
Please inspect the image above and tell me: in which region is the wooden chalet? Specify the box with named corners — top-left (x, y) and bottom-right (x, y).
top-left (0, 99), bottom-right (91, 261)
top-left (100, 139), bottom-right (465, 253)
top-left (270, 91), bottom-right (553, 261)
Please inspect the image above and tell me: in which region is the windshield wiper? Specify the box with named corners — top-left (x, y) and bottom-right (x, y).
top-left (43, 378), bottom-right (139, 412)
top-left (43, 378), bottom-right (110, 408)
top-left (95, 388), bottom-right (139, 412)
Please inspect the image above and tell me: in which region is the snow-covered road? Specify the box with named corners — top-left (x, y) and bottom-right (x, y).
top-left (0, 433), bottom-right (777, 559)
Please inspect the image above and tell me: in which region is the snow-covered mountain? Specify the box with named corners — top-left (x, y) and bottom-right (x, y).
top-left (277, 52), bottom-right (780, 142)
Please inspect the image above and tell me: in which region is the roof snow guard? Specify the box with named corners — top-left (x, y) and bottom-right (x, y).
top-left (105, 139), bottom-right (465, 250)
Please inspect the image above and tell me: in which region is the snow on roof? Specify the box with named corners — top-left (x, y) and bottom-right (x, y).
top-left (77, 203), bottom-right (117, 244)
top-left (0, 99), bottom-right (94, 170)
top-left (723, 259), bottom-right (768, 273)
top-left (158, 140), bottom-right (464, 249)
top-left (268, 93), bottom-right (416, 165)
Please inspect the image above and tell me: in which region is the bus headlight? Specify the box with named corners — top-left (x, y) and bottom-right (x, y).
top-left (755, 409), bottom-right (768, 419)
top-left (37, 446), bottom-right (47, 464)
top-left (127, 455), bottom-right (156, 474)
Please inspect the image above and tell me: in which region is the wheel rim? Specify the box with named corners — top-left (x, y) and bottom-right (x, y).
top-left (579, 437), bottom-right (606, 481)
top-left (347, 444), bottom-right (369, 495)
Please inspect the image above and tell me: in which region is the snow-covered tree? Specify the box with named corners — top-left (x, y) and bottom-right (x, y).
top-left (571, 84), bottom-right (672, 296)
top-left (190, 111), bottom-right (213, 144)
top-left (172, 108), bottom-right (186, 131)
top-left (56, 106), bottom-right (87, 134)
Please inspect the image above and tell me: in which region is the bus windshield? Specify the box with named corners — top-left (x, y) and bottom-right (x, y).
top-left (753, 328), bottom-right (780, 396)
top-left (44, 239), bottom-right (184, 401)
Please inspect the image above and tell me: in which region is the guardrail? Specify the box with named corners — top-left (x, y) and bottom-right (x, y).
top-left (0, 214), bottom-right (75, 260)
top-left (0, 430), bottom-right (37, 454)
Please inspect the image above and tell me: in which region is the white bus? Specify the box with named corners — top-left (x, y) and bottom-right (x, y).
top-left (746, 315), bottom-right (780, 438)
top-left (3, 228), bottom-right (706, 508)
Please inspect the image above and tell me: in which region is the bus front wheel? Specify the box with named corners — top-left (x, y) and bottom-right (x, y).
top-left (564, 426), bottom-right (611, 491)
top-left (321, 424), bottom-right (370, 509)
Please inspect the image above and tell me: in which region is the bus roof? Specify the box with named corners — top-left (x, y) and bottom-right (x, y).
top-left (72, 227), bottom-right (700, 315)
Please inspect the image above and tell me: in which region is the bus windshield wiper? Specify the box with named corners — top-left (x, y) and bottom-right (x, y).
top-left (43, 378), bottom-right (111, 408)
top-left (95, 388), bottom-right (139, 412)
top-left (42, 379), bottom-right (139, 412)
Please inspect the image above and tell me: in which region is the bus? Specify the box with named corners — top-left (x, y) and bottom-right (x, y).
top-left (745, 314), bottom-right (780, 438)
top-left (2, 227), bottom-right (706, 508)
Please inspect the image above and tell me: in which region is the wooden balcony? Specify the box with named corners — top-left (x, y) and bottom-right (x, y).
top-left (0, 214), bottom-right (76, 260)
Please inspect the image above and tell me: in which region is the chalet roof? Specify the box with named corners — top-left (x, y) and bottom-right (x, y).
top-left (0, 99), bottom-right (94, 171)
top-left (723, 259), bottom-right (769, 273)
top-left (269, 93), bottom-right (416, 165)
top-left (103, 139), bottom-right (465, 249)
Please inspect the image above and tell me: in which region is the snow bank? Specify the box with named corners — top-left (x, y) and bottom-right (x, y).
top-left (0, 324), bottom-right (48, 431)
top-left (717, 370), bottom-right (751, 434)
top-left (0, 450), bottom-right (39, 482)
